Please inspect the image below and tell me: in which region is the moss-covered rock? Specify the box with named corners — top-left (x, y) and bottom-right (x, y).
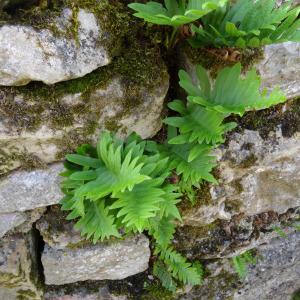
top-left (179, 42), bottom-right (300, 100)
top-left (0, 43), bottom-right (169, 174)
top-left (0, 0), bottom-right (132, 86)
top-left (0, 232), bottom-right (43, 299)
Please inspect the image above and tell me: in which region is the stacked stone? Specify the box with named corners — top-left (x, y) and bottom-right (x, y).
top-left (0, 1), bottom-right (299, 299)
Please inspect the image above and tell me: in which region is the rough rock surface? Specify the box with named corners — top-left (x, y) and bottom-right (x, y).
top-left (179, 230), bottom-right (300, 300)
top-left (44, 284), bottom-right (128, 300)
top-left (176, 208), bottom-right (300, 259)
top-left (184, 128), bottom-right (300, 226)
top-left (0, 8), bottom-right (111, 86)
top-left (42, 234), bottom-right (150, 285)
top-left (256, 42), bottom-right (300, 99)
top-left (0, 207), bottom-right (45, 237)
top-left (36, 206), bottom-right (83, 250)
top-left (0, 69), bottom-right (169, 174)
top-left (181, 42), bottom-right (300, 100)
top-left (0, 164), bottom-right (63, 213)
top-left (0, 232), bottom-right (42, 299)
top-left (234, 231), bottom-right (300, 300)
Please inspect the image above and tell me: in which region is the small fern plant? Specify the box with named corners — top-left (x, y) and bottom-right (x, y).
top-left (231, 251), bottom-right (257, 279)
top-left (60, 131), bottom-right (202, 291)
top-left (189, 0), bottom-right (300, 48)
top-left (128, 0), bottom-right (227, 47)
top-left (164, 63), bottom-right (286, 200)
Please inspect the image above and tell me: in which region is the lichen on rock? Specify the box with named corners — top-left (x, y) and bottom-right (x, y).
top-left (0, 0), bottom-right (131, 86)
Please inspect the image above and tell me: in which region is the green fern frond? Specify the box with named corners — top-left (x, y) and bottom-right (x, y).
top-left (110, 179), bottom-right (166, 232)
top-left (189, 0), bottom-right (300, 48)
top-left (150, 216), bottom-right (176, 249)
top-left (232, 255), bottom-right (248, 279)
top-left (232, 251), bottom-right (257, 279)
top-left (160, 141), bottom-right (217, 186)
top-left (158, 247), bottom-right (202, 285)
top-left (165, 104), bottom-right (236, 144)
top-left (153, 261), bottom-right (177, 293)
top-left (75, 199), bottom-right (120, 243)
top-left (128, 0), bottom-right (227, 27)
top-left (178, 64), bottom-right (286, 116)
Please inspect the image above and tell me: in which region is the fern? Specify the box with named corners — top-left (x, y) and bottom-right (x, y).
top-left (60, 131), bottom-right (204, 291)
top-left (128, 0), bottom-right (227, 27)
top-left (156, 246), bottom-right (203, 285)
top-left (153, 261), bottom-right (177, 292)
top-left (232, 251), bottom-right (257, 279)
top-left (146, 128), bottom-right (217, 188)
top-left (177, 63), bottom-right (286, 116)
top-left (189, 0), bottom-right (300, 48)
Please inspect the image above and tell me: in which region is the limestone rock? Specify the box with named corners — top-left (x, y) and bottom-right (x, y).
top-left (183, 126), bottom-right (300, 226)
top-left (234, 231), bottom-right (300, 300)
top-left (36, 206), bottom-right (83, 250)
top-left (0, 208), bottom-right (45, 237)
top-left (213, 129), bottom-right (300, 216)
top-left (0, 8), bottom-right (111, 86)
top-left (180, 231), bottom-right (300, 300)
top-left (45, 284), bottom-right (128, 300)
top-left (0, 164), bottom-right (63, 213)
top-left (42, 234), bottom-right (150, 285)
top-left (181, 42), bottom-right (300, 100)
top-left (176, 208), bottom-right (300, 259)
top-left (0, 232), bottom-right (43, 299)
top-left (0, 56), bottom-right (169, 174)
top-left (0, 212), bottom-right (26, 238)
top-left (255, 42), bottom-right (300, 99)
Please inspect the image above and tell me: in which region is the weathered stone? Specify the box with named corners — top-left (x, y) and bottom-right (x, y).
top-left (255, 42), bottom-right (300, 99)
top-left (0, 164), bottom-right (63, 213)
top-left (44, 284), bottom-right (128, 300)
top-left (0, 212), bottom-right (26, 238)
top-left (36, 206), bottom-right (83, 250)
top-left (42, 234), bottom-right (150, 285)
top-left (0, 8), bottom-right (111, 86)
top-left (184, 127), bottom-right (300, 226)
top-left (0, 64), bottom-right (169, 174)
top-left (234, 231), bottom-right (300, 300)
top-left (176, 208), bottom-right (300, 259)
top-left (180, 230), bottom-right (300, 300)
top-left (0, 232), bottom-right (43, 299)
top-left (214, 129), bottom-right (300, 216)
top-left (0, 208), bottom-right (45, 237)
top-left (181, 42), bottom-right (300, 100)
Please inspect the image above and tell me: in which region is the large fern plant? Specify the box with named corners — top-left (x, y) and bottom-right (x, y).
top-left (59, 63), bottom-right (287, 292)
top-left (60, 131), bottom-right (201, 290)
top-left (128, 0), bottom-right (227, 26)
top-left (189, 0), bottom-right (300, 48)
top-left (128, 0), bottom-right (227, 47)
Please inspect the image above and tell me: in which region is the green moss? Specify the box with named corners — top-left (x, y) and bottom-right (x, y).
top-left (0, 145), bottom-right (46, 176)
top-left (292, 290), bottom-right (300, 300)
top-left (183, 43), bottom-right (264, 78)
top-left (142, 281), bottom-right (174, 300)
top-left (225, 199), bottom-right (243, 214)
top-left (17, 289), bottom-right (38, 300)
top-left (238, 153), bottom-right (257, 168)
top-left (0, 0), bottom-right (130, 55)
top-left (232, 97), bottom-right (300, 139)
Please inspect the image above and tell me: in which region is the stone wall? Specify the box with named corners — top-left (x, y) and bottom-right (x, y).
top-left (0, 1), bottom-right (300, 299)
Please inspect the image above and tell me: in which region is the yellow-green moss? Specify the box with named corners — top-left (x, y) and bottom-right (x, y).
top-left (233, 97), bottom-right (300, 139)
top-left (0, 0), bottom-right (130, 55)
top-left (0, 145), bottom-right (46, 176)
top-left (183, 43), bottom-right (264, 78)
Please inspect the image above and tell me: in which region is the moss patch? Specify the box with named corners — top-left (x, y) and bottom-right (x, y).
top-left (183, 43), bottom-right (264, 78)
top-left (0, 0), bottom-right (131, 55)
top-left (231, 97), bottom-right (300, 139)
